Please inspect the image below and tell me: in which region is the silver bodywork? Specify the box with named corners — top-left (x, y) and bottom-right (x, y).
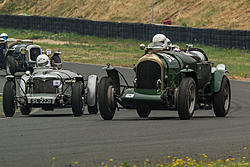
top-left (18, 67), bottom-right (97, 109)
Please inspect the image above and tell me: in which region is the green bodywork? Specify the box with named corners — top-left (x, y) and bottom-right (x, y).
top-left (105, 49), bottom-right (226, 108)
top-left (211, 70), bottom-right (227, 93)
top-left (121, 88), bottom-right (163, 106)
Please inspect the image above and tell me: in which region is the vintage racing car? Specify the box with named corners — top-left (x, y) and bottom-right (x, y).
top-left (0, 38), bottom-right (61, 75)
top-left (98, 34), bottom-right (231, 120)
top-left (2, 54), bottom-right (98, 117)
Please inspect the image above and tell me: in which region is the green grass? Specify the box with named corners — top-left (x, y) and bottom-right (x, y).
top-left (1, 27), bottom-right (249, 78)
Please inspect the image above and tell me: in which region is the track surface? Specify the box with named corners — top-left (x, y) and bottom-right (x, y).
top-left (0, 62), bottom-right (249, 167)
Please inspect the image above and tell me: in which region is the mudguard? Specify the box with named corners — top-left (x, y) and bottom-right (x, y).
top-left (86, 75), bottom-right (98, 107)
top-left (103, 65), bottom-right (121, 95)
top-left (19, 74), bottom-right (30, 96)
top-left (6, 75), bottom-right (15, 81)
top-left (211, 64), bottom-right (227, 93)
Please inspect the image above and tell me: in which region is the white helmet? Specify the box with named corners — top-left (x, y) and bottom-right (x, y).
top-left (152, 34), bottom-right (171, 48)
top-left (0, 33), bottom-right (8, 40)
top-left (36, 54), bottom-right (50, 67)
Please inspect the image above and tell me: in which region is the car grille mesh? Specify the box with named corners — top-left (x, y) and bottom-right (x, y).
top-left (137, 61), bottom-right (161, 89)
top-left (32, 78), bottom-right (57, 94)
top-left (30, 48), bottom-right (41, 61)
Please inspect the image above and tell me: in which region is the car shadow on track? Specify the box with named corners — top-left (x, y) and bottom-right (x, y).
top-left (111, 115), bottom-right (217, 121)
top-left (25, 113), bottom-right (94, 117)
top-left (27, 113), bottom-right (74, 117)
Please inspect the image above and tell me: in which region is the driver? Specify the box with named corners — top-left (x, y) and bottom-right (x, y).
top-left (0, 33), bottom-right (8, 40)
top-left (152, 34), bottom-right (180, 51)
top-left (0, 33), bottom-right (8, 61)
top-left (36, 54), bottom-right (50, 68)
top-left (152, 34), bottom-right (171, 49)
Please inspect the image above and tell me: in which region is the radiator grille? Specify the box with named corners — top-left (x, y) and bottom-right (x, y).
top-left (137, 61), bottom-right (161, 89)
top-left (30, 48), bottom-right (41, 61)
top-left (32, 78), bottom-right (57, 94)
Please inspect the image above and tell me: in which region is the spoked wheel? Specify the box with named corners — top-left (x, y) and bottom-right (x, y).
top-left (98, 77), bottom-right (117, 120)
top-left (136, 105), bottom-right (151, 118)
top-left (72, 81), bottom-right (84, 116)
top-left (3, 81), bottom-right (16, 117)
top-left (177, 77), bottom-right (196, 120)
top-left (213, 76), bottom-right (231, 117)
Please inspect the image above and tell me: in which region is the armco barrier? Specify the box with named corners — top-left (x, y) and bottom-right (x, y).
top-left (0, 14), bottom-right (249, 49)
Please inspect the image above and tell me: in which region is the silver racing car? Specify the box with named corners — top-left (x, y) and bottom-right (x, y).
top-left (2, 54), bottom-right (98, 117)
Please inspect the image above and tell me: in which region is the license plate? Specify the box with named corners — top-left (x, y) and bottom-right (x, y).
top-left (125, 94), bottom-right (134, 98)
top-left (31, 98), bottom-right (53, 104)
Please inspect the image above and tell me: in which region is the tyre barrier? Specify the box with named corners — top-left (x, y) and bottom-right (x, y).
top-left (0, 14), bottom-right (249, 49)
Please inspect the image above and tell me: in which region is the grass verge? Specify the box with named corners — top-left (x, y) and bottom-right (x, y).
top-left (50, 154), bottom-right (250, 167)
top-left (1, 28), bottom-right (249, 78)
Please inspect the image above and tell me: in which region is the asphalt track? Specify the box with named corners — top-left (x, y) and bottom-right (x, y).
top-left (0, 62), bottom-right (250, 167)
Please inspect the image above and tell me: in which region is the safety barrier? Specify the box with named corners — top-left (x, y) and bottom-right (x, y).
top-left (0, 14), bottom-right (249, 49)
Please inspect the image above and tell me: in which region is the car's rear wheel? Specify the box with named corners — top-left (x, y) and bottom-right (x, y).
top-left (20, 106), bottom-right (32, 115)
top-left (213, 76), bottom-right (231, 117)
top-left (6, 56), bottom-right (17, 75)
top-left (98, 77), bottom-right (116, 120)
top-left (177, 77), bottom-right (196, 120)
top-left (3, 81), bottom-right (16, 117)
top-left (136, 105), bottom-right (151, 118)
top-left (72, 81), bottom-right (84, 116)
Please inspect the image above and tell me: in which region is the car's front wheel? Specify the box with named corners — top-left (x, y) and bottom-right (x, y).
top-left (3, 81), bottom-right (16, 117)
top-left (71, 81), bottom-right (84, 116)
top-left (98, 77), bottom-right (117, 120)
top-left (213, 76), bottom-right (231, 117)
top-left (177, 77), bottom-right (196, 120)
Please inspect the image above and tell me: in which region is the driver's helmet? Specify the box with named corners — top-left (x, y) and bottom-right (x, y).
top-left (0, 33), bottom-right (8, 40)
top-left (152, 34), bottom-right (171, 48)
top-left (36, 54), bottom-right (50, 67)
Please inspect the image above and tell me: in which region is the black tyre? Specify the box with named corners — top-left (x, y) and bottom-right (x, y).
top-left (6, 56), bottom-right (17, 75)
top-left (177, 77), bottom-right (196, 120)
top-left (3, 81), bottom-right (16, 117)
top-left (72, 81), bottom-right (84, 116)
top-left (98, 77), bottom-right (116, 120)
top-left (51, 54), bottom-right (61, 67)
top-left (88, 105), bottom-right (98, 114)
top-left (20, 106), bottom-right (32, 115)
top-left (213, 76), bottom-right (231, 117)
top-left (136, 105), bottom-right (151, 118)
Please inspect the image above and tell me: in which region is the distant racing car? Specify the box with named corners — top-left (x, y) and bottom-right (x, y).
top-left (0, 38), bottom-right (61, 75)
